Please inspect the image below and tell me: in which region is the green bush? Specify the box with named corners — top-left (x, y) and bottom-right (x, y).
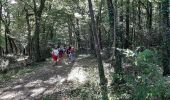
top-left (126, 49), bottom-right (166, 100)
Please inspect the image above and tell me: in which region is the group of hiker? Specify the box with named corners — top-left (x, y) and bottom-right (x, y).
top-left (51, 45), bottom-right (76, 65)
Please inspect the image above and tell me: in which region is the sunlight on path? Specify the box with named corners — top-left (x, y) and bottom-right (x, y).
top-left (25, 80), bottom-right (43, 88)
top-left (67, 67), bottom-right (88, 83)
top-left (77, 54), bottom-right (91, 60)
top-left (30, 87), bottom-right (46, 97)
top-left (0, 91), bottom-right (24, 100)
top-left (0, 54), bottom-right (98, 100)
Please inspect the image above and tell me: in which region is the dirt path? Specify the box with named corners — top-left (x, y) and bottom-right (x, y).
top-left (0, 54), bottom-right (100, 100)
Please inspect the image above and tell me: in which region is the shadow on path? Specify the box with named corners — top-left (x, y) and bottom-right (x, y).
top-left (0, 54), bottom-right (93, 100)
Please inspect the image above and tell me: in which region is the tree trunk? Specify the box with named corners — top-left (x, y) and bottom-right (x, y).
top-left (34, 15), bottom-right (41, 61)
top-left (89, 23), bottom-right (95, 52)
top-left (138, 0), bottom-right (143, 46)
top-left (49, 25), bottom-right (54, 40)
top-left (0, 0), bottom-right (2, 56)
top-left (107, 0), bottom-right (115, 51)
top-left (4, 28), bottom-right (8, 54)
top-left (138, 0), bottom-right (142, 31)
top-left (115, 0), bottom-right (123, 74)
top-left (146, 1), bottom-right (152, 48)
top-left (132, 0), bottom-right (136, 49)
top-left (32, 0), bottom-right (46, 62)
top-left (87, 0), bottom-right (108, 99)
top-left (8, 37), bottom-right (13, 53)
top-left (24, 8), bottom-right (32, 57)
top-left (96, 0), bottom-right (104, 50)
top-left (10, 38), bottom-right (18, 54)
top-left (162, 0), bottom-right (170, 76)
top-left (158, 2), bottom-right (163, 43)
top-left (125, 0), bottom-right (130, 49)
top-left (4, 24), bottom-right (10, 54)
top-left (68, 24), bottom-right (73, 45)
top-left (75, 18), bottom-right (81, 49)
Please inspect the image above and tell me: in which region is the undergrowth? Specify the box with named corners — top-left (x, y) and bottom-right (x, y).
top-left (0, 63), bottom-right (42, 82)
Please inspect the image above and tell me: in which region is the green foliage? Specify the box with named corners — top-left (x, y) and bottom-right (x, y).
top-left (126, 49), bottom-right (165, 99)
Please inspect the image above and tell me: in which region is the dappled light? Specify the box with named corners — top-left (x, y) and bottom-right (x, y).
top-left (78, 54), bottom-right (91, 59)
top-left (24, 80), bottom-right (43, 88)
top-left (0, 91), bottom-right (24, 100)
top-left (67, 67), bottom-right (89, 84)
top-left (0, 0), bottom-right (170, 99)
top-left (13, 85), bottom-right (22, 89)
top-left (30, 87), bottom-right (46, 97)
top-left (0, 55), bottom-right (97, 99)
top-left (44, 75), bottom-right (61, 85)
top-left (16, 56), bottom-right (28, 62)
top-left (0, 59), bottom-right (9, 71)
top-left (57, 65), bottom-right (63, 68)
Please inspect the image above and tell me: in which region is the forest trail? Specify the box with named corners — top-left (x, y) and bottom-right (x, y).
top-left (0, 54), bottom-right (104, 100)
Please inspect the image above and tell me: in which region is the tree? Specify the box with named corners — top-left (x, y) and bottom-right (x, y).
top-left (124, 0), bottom-right (130, 49)
top-left (1, 0), bottom-right (11, 54)
top-left (32, 0), bottom-right (46, 62)
top-left (24, 5), bottom-right (32, 58)
top-left (0, 0), bottom-right (2, 56)
top-left (106, 0), bottom-right (115, 55)
top-left (162, 0), bottom-right (170, 76)
top-left (146, 0), bottom-right (152, 47)
top-left (87, 0), bottom-right (108, 99)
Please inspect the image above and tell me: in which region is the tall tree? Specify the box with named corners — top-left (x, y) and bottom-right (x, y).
top-left (24, 6), bottom-right (32, 58)
top-left (75, 18), bottom-right (81, 49)
top-left (96, 0), bottom-right (104, 49)
top-left (162, 0), bottom-right (170, 76)
top-left (146, 0), bottom-right (152, 47)
top-left (1, 1), bottom-right (11, 54)
top-left (138, 0), bottom-right (142, 46)
top-left (107, 0), bottom-right (115, 51)
top-left (87, 0), bottom-right (108, 99)
top-left (124, 0), bottom-right (130, 49)
top-left (0, 0), bottom-right (2, 56)
top-left (32, 0), bottom-right (46, 62)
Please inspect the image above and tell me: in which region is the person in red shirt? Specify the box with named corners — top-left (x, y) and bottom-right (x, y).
top-left (51, 46), bottom-right (59, 65)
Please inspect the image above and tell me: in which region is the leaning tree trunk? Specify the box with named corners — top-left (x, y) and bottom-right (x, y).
top-left (87, 0), bottom-right (108, 99)
top-left (162, 0), bottom-right (170, 76)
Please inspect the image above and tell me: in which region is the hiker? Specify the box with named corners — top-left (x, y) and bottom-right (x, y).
top-left (69, 46), bottom-right (76, 63)
top-left (66, 46), bottom-right (71, 57)
top-left (58, 45), bottom-right (65, 63)
top-left (51, 46), bottom-right (59, 65)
